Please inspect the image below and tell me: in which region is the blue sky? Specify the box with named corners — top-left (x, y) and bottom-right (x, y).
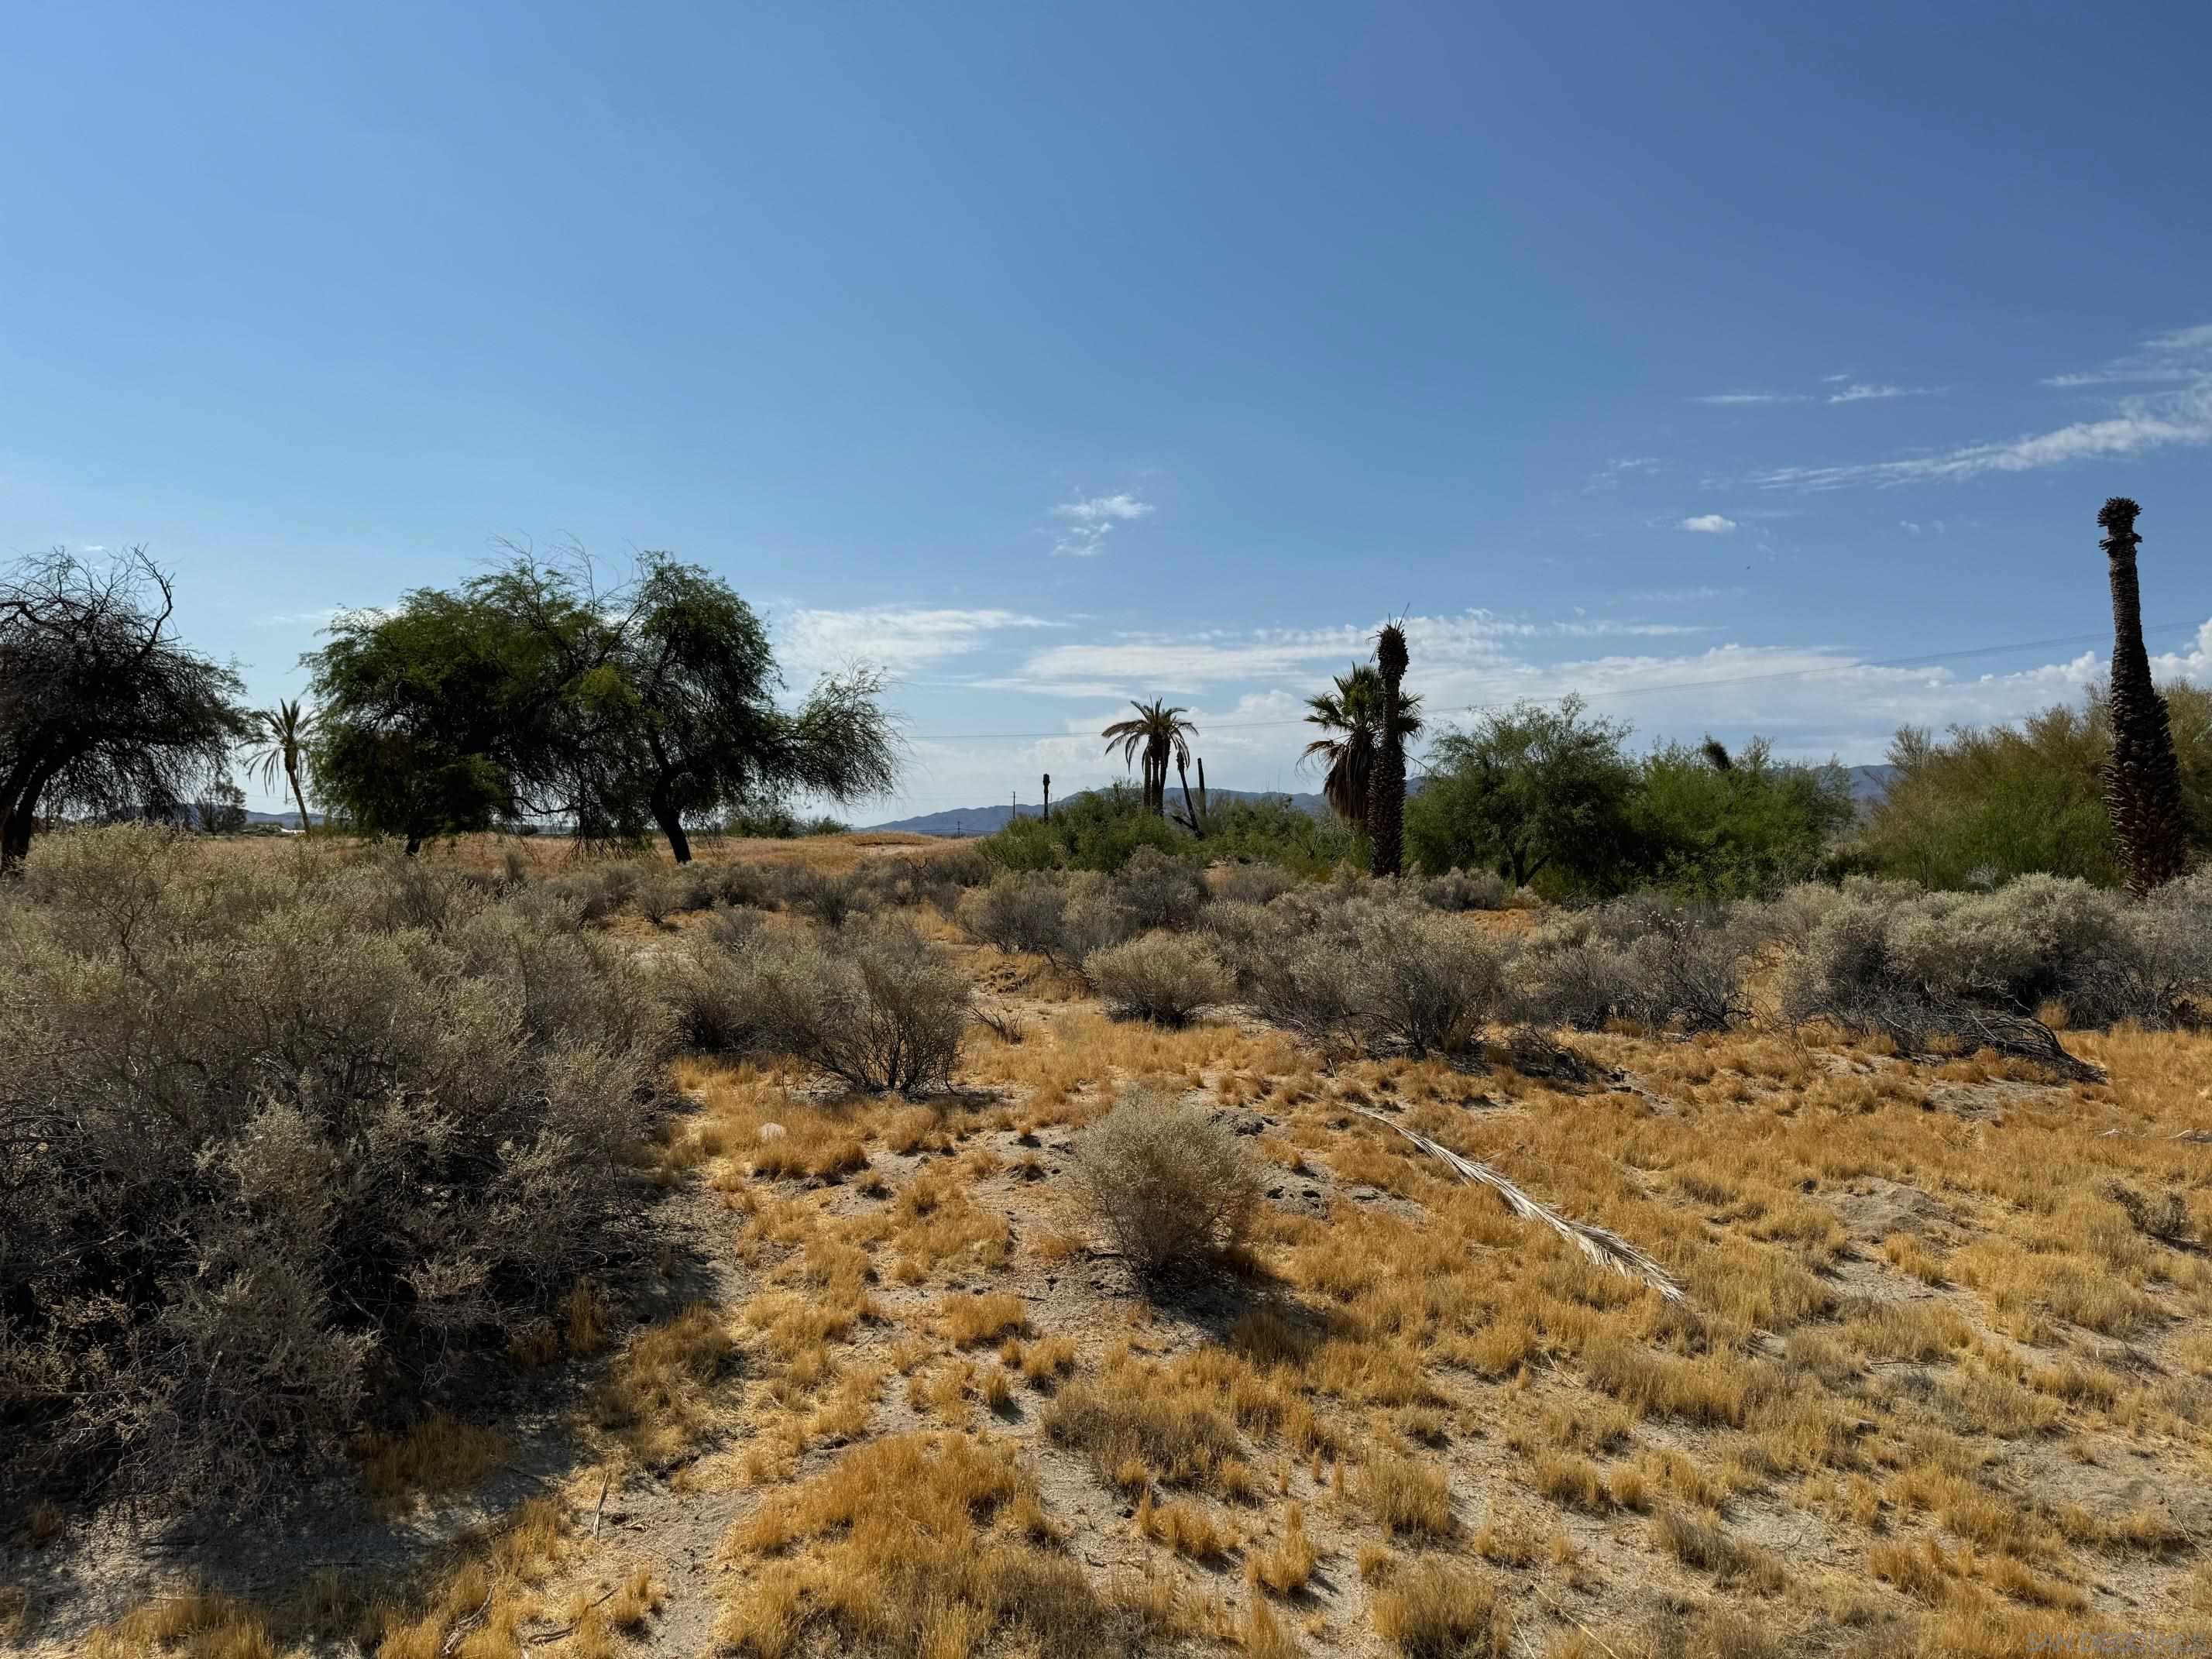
top-left (6, 1), bottom-right (2209, 818)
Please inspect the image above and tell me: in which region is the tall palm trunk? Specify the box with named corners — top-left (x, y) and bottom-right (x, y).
top-left (285, 756), bottom-right (309, 835)
top-left (2098, 497), bottom-right (2188, 895)
top-left (1367, 623), bottom-right (1409, 878)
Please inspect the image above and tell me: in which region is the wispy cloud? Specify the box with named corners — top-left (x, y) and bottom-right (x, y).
top-left (1692, 391), bottom-right (1808, 406)
top-left (1754, 384), bottom-right (2212, 490)
top-left (1826, 383), bottom-right (1942, 404)
top-left (1757, 326), bottom-right (2212, 489)
top-left (2042, 321), bottom-right (2212, 387)
top-left (257, 606), bottom-right (352, 628)
top-left (1679, 514), bottom-right (1737, 534)
top-left (986, 611), bottom-right (1712, 698)
top-left (1585, 456), bottom-right (1661, 493)
top-left (1049, 491), bottom-right (1156, 558)
top-left (782, 606), bottom-right (1060, 675)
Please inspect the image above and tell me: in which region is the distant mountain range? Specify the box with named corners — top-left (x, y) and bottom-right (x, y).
top-left (865, 767), bottom-right (1902, 837)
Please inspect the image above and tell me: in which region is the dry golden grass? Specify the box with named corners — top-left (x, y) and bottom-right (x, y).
top-left (64, 882), bottom-right (2212, 1655)
top-left (356, 1413), bottom-right (508, 1516)
top-left (590, 1304), bottom-right (738, 1464)
top-left (719, 1431), bottom-right (1198, 1657)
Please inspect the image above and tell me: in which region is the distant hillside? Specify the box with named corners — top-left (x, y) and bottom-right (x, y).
top-left (1846, 764), bottom-right (1898, 806)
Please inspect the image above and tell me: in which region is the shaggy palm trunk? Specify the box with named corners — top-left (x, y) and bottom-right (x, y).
top-left (1042, 772), bottom-right (1050, 823)
top-left (2098, 497), bottom-right (2188, 895)
top-left (286, 757), bottom-right (309, 835)
top-left (1366, 623), bottom-right (1408, 878)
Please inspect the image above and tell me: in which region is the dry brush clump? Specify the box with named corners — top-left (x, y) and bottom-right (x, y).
top-left (665, 916), bottom-right (971, 1094)
top-left (1085, 929), bottom-right (1233, 1025)
top-left (1781, 871), bottom-right (2212, 1058)
top-left (1070, 1087), bottom-right (1265, 1274)
top-left (1211, 884), bottom-right (1510, 1057)
top-left (0, 826), bottom-right (672, 1513)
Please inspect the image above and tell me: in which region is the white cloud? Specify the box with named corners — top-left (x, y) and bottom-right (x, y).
top-left (1049, 491), bottom-right (1156, 557)
top-left (977, 611), bottom-right (1719, 699)
top-left (1692, 391), bottom-right (1807, 406)
top-left (2042, 321), bottom-right (2212, 388)
top-left (1826, 383), bottom-right (1942, 404)
top-left (847, 606), bottom-right (2212, 819)
top-left (1585, 456), bottom-right (1661, 493)
top-left (1679, 514), bottom-right (1737, 534)
top-left (781, 606), bottom-right (1059, 676)
top-left (1754, 380), bottom-right (2212, 489)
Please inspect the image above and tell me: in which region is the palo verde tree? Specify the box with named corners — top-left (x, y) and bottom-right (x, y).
top-left (1101, 699), bottom-right (1197, 817)
top-left (1365, 622), bottom-right (1412, 878)
top-left (0, 548), bottom-right (249, 870)
top-left (310, 552), bottom-right (899, 860)
top-left (2097, 497), bottom-right (2190, 894)
top-left (481, 552), bottom-right (899, 863)
top-left (304, 586), bottom-right (558, 854)
top-left (1407, 695), bottom-right (1642, 893)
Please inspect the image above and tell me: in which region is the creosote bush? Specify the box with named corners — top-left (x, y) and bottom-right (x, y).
top-left (1086, 931), bottom-right (1233, 1026)
top-left (665, 915), bottom-right (970, 1094)
top-left (1782, 871), bottom-right (2212, 1041)
top-left (0, 827), bottom-right (671, 1512)
top-left (1070, 1087), bottom-right (1264, 1274)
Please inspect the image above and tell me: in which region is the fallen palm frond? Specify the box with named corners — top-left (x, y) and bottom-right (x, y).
top-left (1352, 1108), bottom-right (1685, 1303)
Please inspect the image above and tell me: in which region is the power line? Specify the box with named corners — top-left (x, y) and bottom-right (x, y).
top-left (897, 617), bottom-right (2206, 744)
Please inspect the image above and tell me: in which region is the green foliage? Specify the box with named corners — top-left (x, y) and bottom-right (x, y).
top-left (306, 552), bottom-right (897, 860)
top-left (1407, 696), bottom-right (1643, 897)
top-left (1407, 702), bottom-right (1853, 901)
top-left (1630, 738), bottom-right (1855, 898)
top-left (983, 785), bottom-right (1352, 878)
top-left (303, 586), bottom-right (541, 853)
top-left (1200, 795), bottom-right (1358, 875)
top-left (1856, 686), bottom-right (2212, 890)
top-left (983, 784), bottom-right (1183, 871)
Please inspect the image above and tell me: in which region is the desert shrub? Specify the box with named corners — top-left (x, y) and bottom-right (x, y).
top-left (983, 783), bottom-right (1183, 872)
top-left (1110, 846), bottom-right (1210, 932)
top-left (700, 860), bottom-right (769, 909)
top-left (1227, 889), bottom-right (1507, 1056)
top-left (961, 870), bottom-right (1073, 957)
top-left (795, 919), bottom-right (972, 1093)
top-left (1214, 862), bottom-right (1300, 906)
top-left (1356, 909), bottom-right (1512, 1055)
top-left (1510, 897), bottom-right (1744, 1032)
top-left (635, 868), bottom-right (685, 924)
top-left (1071, 1089), bottom-right (1264, 1274)
top-left (1783, 873), bottom-right (2212, 1039)
top-left (761, 865), bottom-right (871, 929)
top-left (0, 826), bottom-right (670, 1512)
top-left (662, 931), bottom-right (785, 1054)
top-left (541, 859), bottom-right (647, 924)
top-left (960, 870), bottom-right (1139, 970)
top-left (1420, 867), bottom-right (1506, 912)
top-left (1087, 931), bottom-right (1233, 1025)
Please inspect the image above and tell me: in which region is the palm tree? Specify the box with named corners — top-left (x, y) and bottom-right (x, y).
top-left (1366, 623), bottom-right (1410, 878)
top-left (2098, 497), bottom-right (2188, 894)
top-left (1101, 699), bottom-right (1197, 817)
top-left (244, 697), bottom-right (315, 834)
top-left (1301, 664), bottom-right (1424, 826)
